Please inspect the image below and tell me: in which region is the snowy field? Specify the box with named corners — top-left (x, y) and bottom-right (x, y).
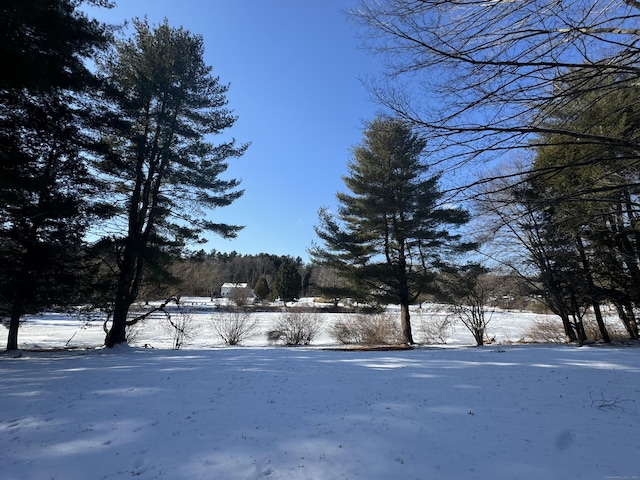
top-left (1, 299), bottom-right (639, 479)
top-left (0, 297), bottom-right (568, 351)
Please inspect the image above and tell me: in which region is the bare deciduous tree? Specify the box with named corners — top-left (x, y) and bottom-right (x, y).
top-left (351, 0), bottom-right (640, 192)
top-left (440, 265), bottom-right (495, 346)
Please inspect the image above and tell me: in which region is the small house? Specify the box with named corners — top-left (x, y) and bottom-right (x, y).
top-left (220, 282), bottom-right (251, 298)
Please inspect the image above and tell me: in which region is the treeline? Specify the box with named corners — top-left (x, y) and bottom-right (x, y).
top-left (149, 249), bottom-right (532, 310)
top-left (158, 251), bottom-right (311, 300)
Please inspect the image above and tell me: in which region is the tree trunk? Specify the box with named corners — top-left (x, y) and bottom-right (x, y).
top-left (591, 302), bottom-right (610, 343)
top-left (575, 235), bottom-right (610, 343)
top-left (625, 304), bottom-right (639, 340)
top-left (552, 300), bottom-right (578, 343)
top-left (6, 298), bottom-right (23, 351)
top-left (105, 239), bottom-right (141, 347)
top-left (570, 291), bottom-right (586, 346)
top-left (6, 261), bottom-right (30, 351)
top-left (474, 327), bottom-right (485, 346)
top-left (105, 293), bottom-right (131, 347)
top-left (616, 301), bottom-right (639, 340)
top-left (400, 301), bottom-right (414, 344)
top-left (559, 309), bottom-right (578, 343)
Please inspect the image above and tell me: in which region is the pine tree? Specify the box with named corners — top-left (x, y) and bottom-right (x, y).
top-left (528, 70), bottom-right (640, 340)
top-left (98, 19), bottom-right (247, 347)
top-left (253, 277), bottom-right (270, 301)
top-left (311, 116), bottom-right (473, 344)
top-left (0, 0), bottom-right (110, 351)
top-left (271, 260), bottom-right (302, 305)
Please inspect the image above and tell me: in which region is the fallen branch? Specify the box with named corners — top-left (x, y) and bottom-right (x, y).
top-left (102, 296), bottom-right (180, 334)
top-left (588, 387), bottom-right (637, 414)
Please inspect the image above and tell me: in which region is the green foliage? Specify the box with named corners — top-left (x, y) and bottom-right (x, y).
top-left (99, 18), bottom-right (247, 246)
top-left (99, 19), bottom-right (247, 346)
top-left (311, 116), bottom-right (473, 343)
top-left (0, 0), bottom-right (111, 350)
top-left (253, 276), bottom-right (270, 301)
top-left (0, 0), bottom-right (110, 91)
top-left (271, 260), bottom-right (302, 304)
top-left (522, 68), bottom-right (640, 341)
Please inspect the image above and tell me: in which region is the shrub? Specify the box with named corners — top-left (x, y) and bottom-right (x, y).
top-left (165, 306), bottom-right (198, 350)
top-left (212, 309), bottom-right (259, 345)
top-left (229, 286), bottom-right (253, 307)
top-left (328, 313), bottom-right (401, 345)
top-left (524, 316), bottom-right (566, 343)
top-left (417, 309), bottom-right (456, 344)
top-left (267, 309), bottom-right (322, 345)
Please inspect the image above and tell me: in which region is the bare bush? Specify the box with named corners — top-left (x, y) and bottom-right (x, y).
top-left (417, 309), bottom-right (456, 345)
top-left (524, 317), bottom-right (566, 343)
top-left (229, 287), bottom-right (253, 308)
top-left (441, 267), bottom-right (495, 346)
top-left (212, 309), bottom-right (259, 345)
top-left (165, 306), bottom-right (198, 350)
top-left (583, 315), bottom-right (627, 343)
top-left (267, 310), bottom-right (322, 346)
top-left (329, 313), bottom-right (401, 345)
top-left (451, 303), bottom-right (494, 346)
top-left (126, 321), bottom-right (144, 344)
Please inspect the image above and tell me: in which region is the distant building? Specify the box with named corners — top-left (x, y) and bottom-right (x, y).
top-left (220, 282), bottom-right (251, 298)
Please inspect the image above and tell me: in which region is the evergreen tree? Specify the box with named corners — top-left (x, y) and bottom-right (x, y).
top-left (0, 0), bottom-right (110, 351)
top-left (528, 69), bottom-right (640, 340)
top-left (98, 19), bottom-right (247, 347)
top-left (253, 276), bottom-right (270, 301)
top-left (311, 117), bottom-right (473, 344)
top-left (271, 260), bottom-right (302, 305)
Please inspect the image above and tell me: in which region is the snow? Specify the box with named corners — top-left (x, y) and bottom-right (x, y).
top-left (1, 300), bottom-right (639, 479)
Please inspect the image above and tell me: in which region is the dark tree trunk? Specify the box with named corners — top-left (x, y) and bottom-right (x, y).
top-left (6, 296), bottom-right (23, 351)
top-left (575, 235), bottom-right (610, 343)
top-left (551, 298), bottom-right (578, 343)
top-left (615, 301), bottom-right (639, 340)
top-left (105, 291), bottom-right (131, 347)
top-left (559, 309), bottom-right (578, 343)
top-left (6, 249), bottom-right (32, 351)
top-left (400, 302), bottom-right (414, 345)
top-left (105, 238), bottom-right (143, 347)
top-left (591, 302), bottom-right (610, 343)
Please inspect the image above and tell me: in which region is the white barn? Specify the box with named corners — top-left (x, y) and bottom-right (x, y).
top-left (220, 282), bottom-right (251, 298)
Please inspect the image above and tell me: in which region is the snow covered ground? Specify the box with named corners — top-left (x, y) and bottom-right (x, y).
top-left (1, 299), bottom-right (639, 479)
top-left (0, 297), bottom-right (565, 351)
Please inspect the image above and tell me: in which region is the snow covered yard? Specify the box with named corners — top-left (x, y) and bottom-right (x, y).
top-left (1, 344), bottom-right (639, 480)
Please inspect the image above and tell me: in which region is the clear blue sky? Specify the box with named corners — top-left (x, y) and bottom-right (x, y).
top-left (84, 1), bottom-right (383, 262)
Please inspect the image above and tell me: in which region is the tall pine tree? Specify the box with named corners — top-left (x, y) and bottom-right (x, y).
top-left (311, 117), bottom-right (473, 344)
top-left (98, 19), bottom-right (247, 347)
top-left (0, 0), bottom-right (110, 351)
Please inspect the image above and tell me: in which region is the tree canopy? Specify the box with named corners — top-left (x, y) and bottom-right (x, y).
top-left (351, 0), bottom-right (640, 194)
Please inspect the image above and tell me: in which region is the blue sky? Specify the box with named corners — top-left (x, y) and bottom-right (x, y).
top-left (84, 1), bottom-right (383, 262)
